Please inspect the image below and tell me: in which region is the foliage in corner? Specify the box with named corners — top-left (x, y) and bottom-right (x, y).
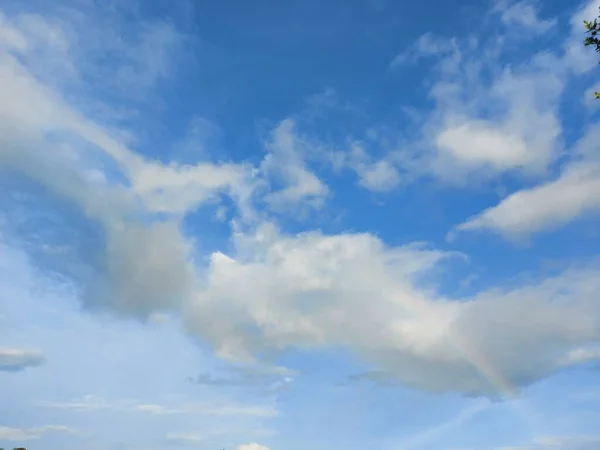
top-left (584, 7), bottom-right (600, 99)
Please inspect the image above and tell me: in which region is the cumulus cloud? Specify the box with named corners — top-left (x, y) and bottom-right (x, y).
top-left (436, 121), bottom-right (541, 172)
top-left (0, 347), bottom-right (45, 371)
top-left (182, 222), bottom-right (600, 396)
top-left (425, 51), bottom-right (563, 184)
top-left (2, 0), bottom-right (600, 406)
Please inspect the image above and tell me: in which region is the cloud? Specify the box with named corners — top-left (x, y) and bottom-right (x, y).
top-left (238, 443), bottom-right (270, 450)
top-left (133, 403), bottom-right (277, 417)
top-left (37, 395), bottom-right (277, 417)
top-left (189, 364), bottom-right (295, 396)
top-left (436, 121), bottom-right (539, 172)
top-left (493, 0), bottom-right (557, 34)
top-left (261, 119), bottom-right (329, 212)
top-left (560, 347), bottom-right (600, 365)
top-left (36, 0), bottom-right (186, 99)
top-left (2, 0), bottom-right (600, 407)
top-left (36, 395), bottom-right (116, 412)
top-left (304, 0), bottom-right (598, 201)
top-left (414, 0), bottom-right (600, 240)
top-left (388, 0), bottom-right (600, 191)
top-left (126, 159), bottom-right (252, 215)
top-left (0, 5), bottom-right (256, 319)
top-left (183, 222), bottom-right (600, 396)
top-left (355, 159), bottom-right (400, 192)
top-left (345, 370), bottom-right (399, 387)
top-left (0, 425), bottom-right (71, 441)
top-left (453, 162), bottom-right (600, 240)
top-left (390, 33), bottom-right (458, 67)
top-left (425, 55), bottom-right (563, 184)
top-left (452, 121), bottom-right (600, 240)
top-left (345, 142), bottom-right (400, 192)
top-left (165, 432), bottom-right (205, 445)
top-left (499, 435), bottom-right (600, 450)
top-left (0, 347), bottom-right (44, 371)
top-left (398, 399), bottom-right (490, 448)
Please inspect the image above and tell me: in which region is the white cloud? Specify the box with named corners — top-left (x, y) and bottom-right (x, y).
top-left (261, 119), bottom-right (329, 212)
top-left (389, 0), bottom-right (600, 191)
top-left (420, 0), bottom-right (600, 239)
top-left (453, 163), bottom-right (600, 239)
top-left (346, 142), bottom-right (400, 192)
top-left (238, 443), bottom-right (270, 450)
top-left (0, 8), bottom-right (253, 217)
top-left (493, 0), bottom-right (556, 33)
top-left (134, 403), bottom-right (277, 417)
top-left (0, 347), bottom-right (44, 371)
top-left (183, 222), bottom-right (600, 396)
top-left (2, 0), bottom-right (600, 409)
top-left (0, 425), bottom-right (71, 441)
top-left (356, 159), bottom-right (400, 192)
top-left (560, 347), bottom-right (600, 365)
top-left (390, 33), bottom-right (460, 68)
top-left (0, 12), bottom-right (29, 51)
top-left (38, 395), bottom-right (277, 417)
top-left (427, 64), bottom-right (562, 183)
top-left (0, 7), bottom-right (258, 318)
top-left (436, 121), bottom-right (534, 171)
top-left (37, 395), bottom-right (113, 412)
top-left (125, 158), bottom-right (251, 215)
top-left (453, 120), bottom-right (600, 239)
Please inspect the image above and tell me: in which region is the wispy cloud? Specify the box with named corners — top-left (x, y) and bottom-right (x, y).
top-left (164, 432), bottom-right (205, 445)
top-left (493, 0), bottom-right (557, 34)
top-left (188, 364), bottom-right (295, 396)
top-left (396, 399), bottom-right (490, 448)
top-left (37, 395), bottom-right (277, 417)
top-left (498, 435), bottom-right (600, 449)
top-left (261, 118), bottom-right (329, 214)
top-left (0, 425), bottom-right (72, 441)
top-left (134, 403), bottom-right (277, 417)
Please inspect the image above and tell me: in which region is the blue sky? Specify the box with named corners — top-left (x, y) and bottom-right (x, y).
top-left (1, 0), bottom-right (600, 449)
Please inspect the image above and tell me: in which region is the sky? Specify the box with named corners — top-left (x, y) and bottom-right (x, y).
top-left (1, 0), bottom-right (600, 449)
